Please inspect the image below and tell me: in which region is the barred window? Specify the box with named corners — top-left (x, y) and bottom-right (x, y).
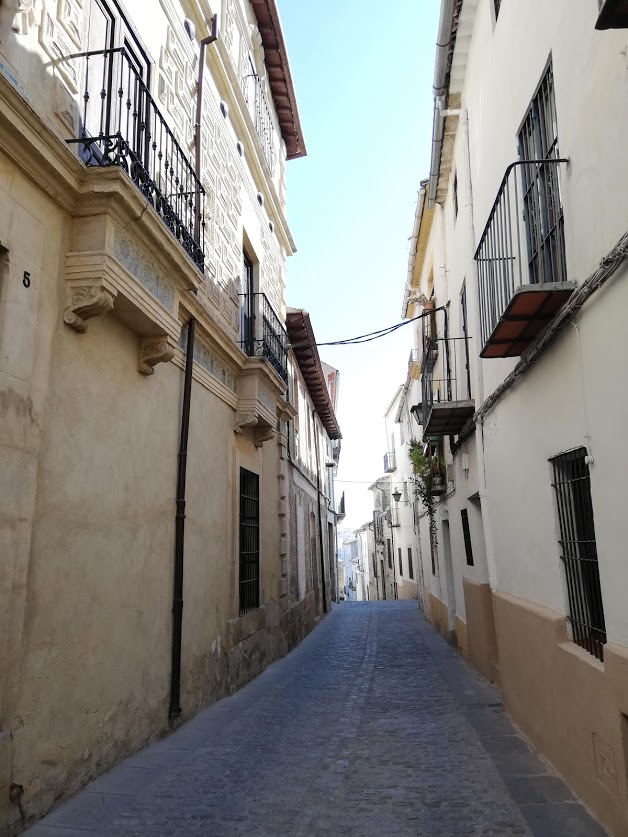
top-left (518, 61), bottom-right (566, 286)
top-left (407, 547), bottom-right (414, 580)
top-left (551, 448), bottom-right (606, 660)
top-left (239, 468), bottom-right (260, 615)
top-left (398, 547), bottom-right (403, 577)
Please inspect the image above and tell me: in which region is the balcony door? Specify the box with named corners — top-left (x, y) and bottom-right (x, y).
top-left (241, 251), bottom-right (255, 356)
top-left (81, 0), bottom-right (151, 169)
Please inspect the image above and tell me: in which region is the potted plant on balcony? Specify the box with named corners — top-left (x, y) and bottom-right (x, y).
top-left (408, 439), bottom-right (442, 547)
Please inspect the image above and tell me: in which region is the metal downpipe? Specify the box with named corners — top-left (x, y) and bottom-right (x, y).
top-left (169, 317), bottom-right (196, 719)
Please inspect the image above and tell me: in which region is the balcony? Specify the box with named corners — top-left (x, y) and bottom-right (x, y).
top-left (596, 0), bottom-right (628, 29)
top-left (242, 59), bottom-right (276, 176)
top-left (65, 48), bottom-right (205, 272)
top-left (384, 452), bottom-right (396, 473)
top-left (241, 292), bottom-right (288, 383)
top-left (475, 159), bottom-right (574, 358)
top-left (337, 492), bottom-right (346, 522)
top-left (421, 337), bottom-right (474, 438)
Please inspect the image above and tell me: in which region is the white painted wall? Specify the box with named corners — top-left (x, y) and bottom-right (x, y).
top-left (409, 0), bottom-right (628, 645)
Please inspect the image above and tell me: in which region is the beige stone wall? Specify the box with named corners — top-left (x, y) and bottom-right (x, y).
top-left (462, 578), bottom-right (499, 685)
top-left (0, 0), bottom-right (317, 828)
top-left (494, 591), bottom-right (628, 837)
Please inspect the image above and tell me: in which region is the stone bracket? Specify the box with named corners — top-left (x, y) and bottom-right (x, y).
top-left (64, 279), bottom-right (116, 333)
top-left (234, 413), bottom-right (258, 434)
top-left (138, 336), bottom-right (176, 376)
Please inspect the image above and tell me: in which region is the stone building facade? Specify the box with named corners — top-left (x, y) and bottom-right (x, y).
top-left (0, 0), bottom-right (325, 831)
top-left (403, 1), bottom-right (628, 833)
top-left (285, 309), bottom-right (342, 622)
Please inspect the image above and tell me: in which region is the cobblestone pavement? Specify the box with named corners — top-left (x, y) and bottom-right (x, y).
top-left (28, 602), bottom-right (607, 837)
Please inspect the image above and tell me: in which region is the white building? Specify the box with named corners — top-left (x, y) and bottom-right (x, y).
top-left (403, 1), bottom-right (628, 832)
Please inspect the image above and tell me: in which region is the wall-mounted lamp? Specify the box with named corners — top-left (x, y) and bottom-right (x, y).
top-left (392, 490), bottom-right (402, 504)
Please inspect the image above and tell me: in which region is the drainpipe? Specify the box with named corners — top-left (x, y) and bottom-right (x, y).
top-left (194, 15), bottom-right (219, 236)
top-left (169, 317), bottom-right (196, 719)
top-left (428, 0), bottom-right (456, 208)
top-left (313, 415), bottom-right (328, 613)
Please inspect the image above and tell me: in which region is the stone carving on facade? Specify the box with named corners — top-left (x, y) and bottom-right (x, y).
top-left (64, 281), bottom-right (116, 333)
top-left (137, 336), bottom-right (175, 376)
top-left (254, 425), bottom-right (275, 447)
top-left (234, 413), bottom-right (258, 434)
top-left (12, 0), bottom-right (37, 35)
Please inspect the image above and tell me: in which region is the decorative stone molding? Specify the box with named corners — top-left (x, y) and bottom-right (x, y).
top-left (138, 336), bottom-right (175, 376)
top-left (64, 279), bottom-right (116, 333)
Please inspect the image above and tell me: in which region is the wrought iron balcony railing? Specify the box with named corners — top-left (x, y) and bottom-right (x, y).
top-left (474, 159), bottom-right (574, 358)
top-left (421, 336), bottom-right (474, 438)
top-left (242, 62), bottom-right (276, 176)
top-left (384, 452), bottom-right (396, 473)
top-left (240, 292), bottom-right (288, 383)
top-left (65, 48), bottom-right (205, 272)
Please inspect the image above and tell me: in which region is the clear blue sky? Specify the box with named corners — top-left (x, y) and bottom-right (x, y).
top-left (279, 0), bottom-right (440, 530)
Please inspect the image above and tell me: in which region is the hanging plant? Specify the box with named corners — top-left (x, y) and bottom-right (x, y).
top-left (408, 438), bottom-right (442, 547)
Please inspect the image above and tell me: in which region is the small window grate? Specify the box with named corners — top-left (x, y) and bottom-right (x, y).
top-left (461, 509), bottom-right (474, 566)
top-left (551, 448), bottom-right (606, 660)
top-left (386, 539), bottom-right (392, 569)
top-left (239, 468), bottom-right (260, 615)
top-left (398, 547), bottom-right (403, 577)
top-left (407, 547), bottom-right (414, 580)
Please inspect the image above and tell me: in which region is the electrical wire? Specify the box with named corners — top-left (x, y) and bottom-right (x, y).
top-left (288, 306), bottom-right (447, 350)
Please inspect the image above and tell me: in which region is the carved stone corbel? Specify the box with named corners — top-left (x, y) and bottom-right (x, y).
top-left (64, 280), bottom-right (116, 333)
top-left (138, 336), bottom-right (175, 376)
top-left (254, 425), bottom-right (275, 448)
top-left (234, 413), bottom-right (258, 434)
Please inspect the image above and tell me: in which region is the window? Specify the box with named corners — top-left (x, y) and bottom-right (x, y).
top-left (460, 509), bottom-right (474, 566)
top-left (398, 547), bottom-right (403, 577)
top-left (453, 171), bottom-right (459, 220)
top-left (407, 547), bottom-right (414, 580)
top-left (239, 468), bottom-right (260, 615)
top-left (241, 251), bottom-right (255, 356)
top-left (551, 448), bottom-right (606, 660)
top-left (386, 539), bottom-right (392, 569)
top-left (518, 61), bottom-right (566, 286)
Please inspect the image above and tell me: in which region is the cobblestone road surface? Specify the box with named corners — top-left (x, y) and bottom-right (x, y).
top-left (28, 602), bottom-right (606, 836)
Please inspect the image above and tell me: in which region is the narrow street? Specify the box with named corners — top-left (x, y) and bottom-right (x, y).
top-left (28, 603), bottom-right (605, 837)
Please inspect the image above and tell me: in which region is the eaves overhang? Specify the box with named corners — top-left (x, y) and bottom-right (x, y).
top-left (286, 308), bottom-right (341, 440)
top-left (250, 0), bottom-right (306, 159)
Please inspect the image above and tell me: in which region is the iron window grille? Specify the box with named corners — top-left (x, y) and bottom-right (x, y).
top-left (239, 291), bottom-right (289, 383)
top-left (386, 539), bottom-right (392, 569)
top-left (65, 48), bottom-right (206, 272)
top-left (242, 57), bottom-right (276, 176)
top-left (239, 468), bottom-right (260, 615)
top-left (407, 547), bottom-right (414, 580)
top-left (550, 448), bottom-right (606, 661)
top-left (398, 547), bottom-right (403, 577)
top-left (461, 509), bottom-right (474, 566)
top-left (518, 62), bottom-right (566, 288)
